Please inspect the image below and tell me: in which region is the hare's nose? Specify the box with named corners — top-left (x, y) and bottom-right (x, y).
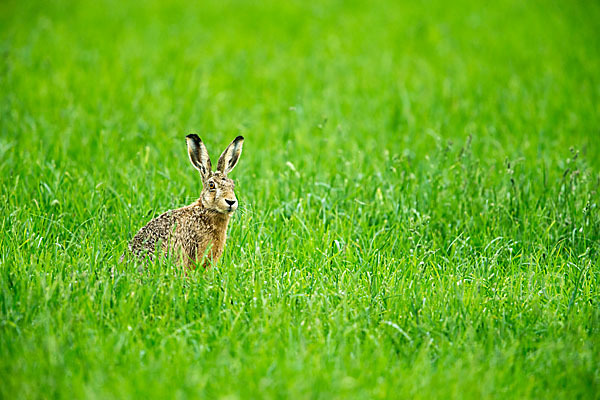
top-left (225, 199), bottom-right (236, 206)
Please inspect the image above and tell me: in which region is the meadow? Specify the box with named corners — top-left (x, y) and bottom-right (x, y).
top-left (1, 0), bottom-right (599, 398)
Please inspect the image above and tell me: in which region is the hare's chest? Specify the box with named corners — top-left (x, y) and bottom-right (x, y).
top-left (208, 228), bottom-right (227, 259)
top-left (181, 213), bottom-right (228, 261)
top-left (193, 225), bottom-right (225, 257)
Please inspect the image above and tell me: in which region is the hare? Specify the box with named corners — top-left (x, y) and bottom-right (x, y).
top-left (125, 134), bottom-right (244, 268)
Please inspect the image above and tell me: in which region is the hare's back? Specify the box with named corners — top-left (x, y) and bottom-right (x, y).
top-left (129, 208), bottom-right (184, 259)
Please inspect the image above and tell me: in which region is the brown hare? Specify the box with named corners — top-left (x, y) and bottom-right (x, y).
top-left (125, 134), bottom-right (244, 268)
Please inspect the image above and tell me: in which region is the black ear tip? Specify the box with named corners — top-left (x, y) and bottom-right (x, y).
top-left (235, 135), bottom-right (244, 142)
top-left (186, 134), bottom-right (202, 143)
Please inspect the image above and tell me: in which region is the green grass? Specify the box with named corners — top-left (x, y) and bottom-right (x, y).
top-left (1, 0), bottom-right (600, 398)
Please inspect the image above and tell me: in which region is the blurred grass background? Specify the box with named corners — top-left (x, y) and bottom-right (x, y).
top-left (1, 0), bottom-right (599, 398)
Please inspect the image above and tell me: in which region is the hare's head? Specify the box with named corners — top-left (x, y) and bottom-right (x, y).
top-left (186, 134), bottom-right (244, 214)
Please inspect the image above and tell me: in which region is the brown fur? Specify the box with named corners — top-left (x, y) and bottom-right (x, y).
top-left (124, 135), bottom-right (244, 268)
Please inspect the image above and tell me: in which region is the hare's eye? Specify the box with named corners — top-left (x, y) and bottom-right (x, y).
top-left (208, 182), bottom-right (216, 190)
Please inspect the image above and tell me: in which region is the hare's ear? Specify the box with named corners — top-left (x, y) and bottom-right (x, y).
top-left (217, 136), bottom-right (244, 175)
top-left (186, 134), bottom-right (212, 180)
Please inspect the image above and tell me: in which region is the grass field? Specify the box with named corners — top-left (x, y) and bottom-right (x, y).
top-left (1, 0), bottom-right (600, 398)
